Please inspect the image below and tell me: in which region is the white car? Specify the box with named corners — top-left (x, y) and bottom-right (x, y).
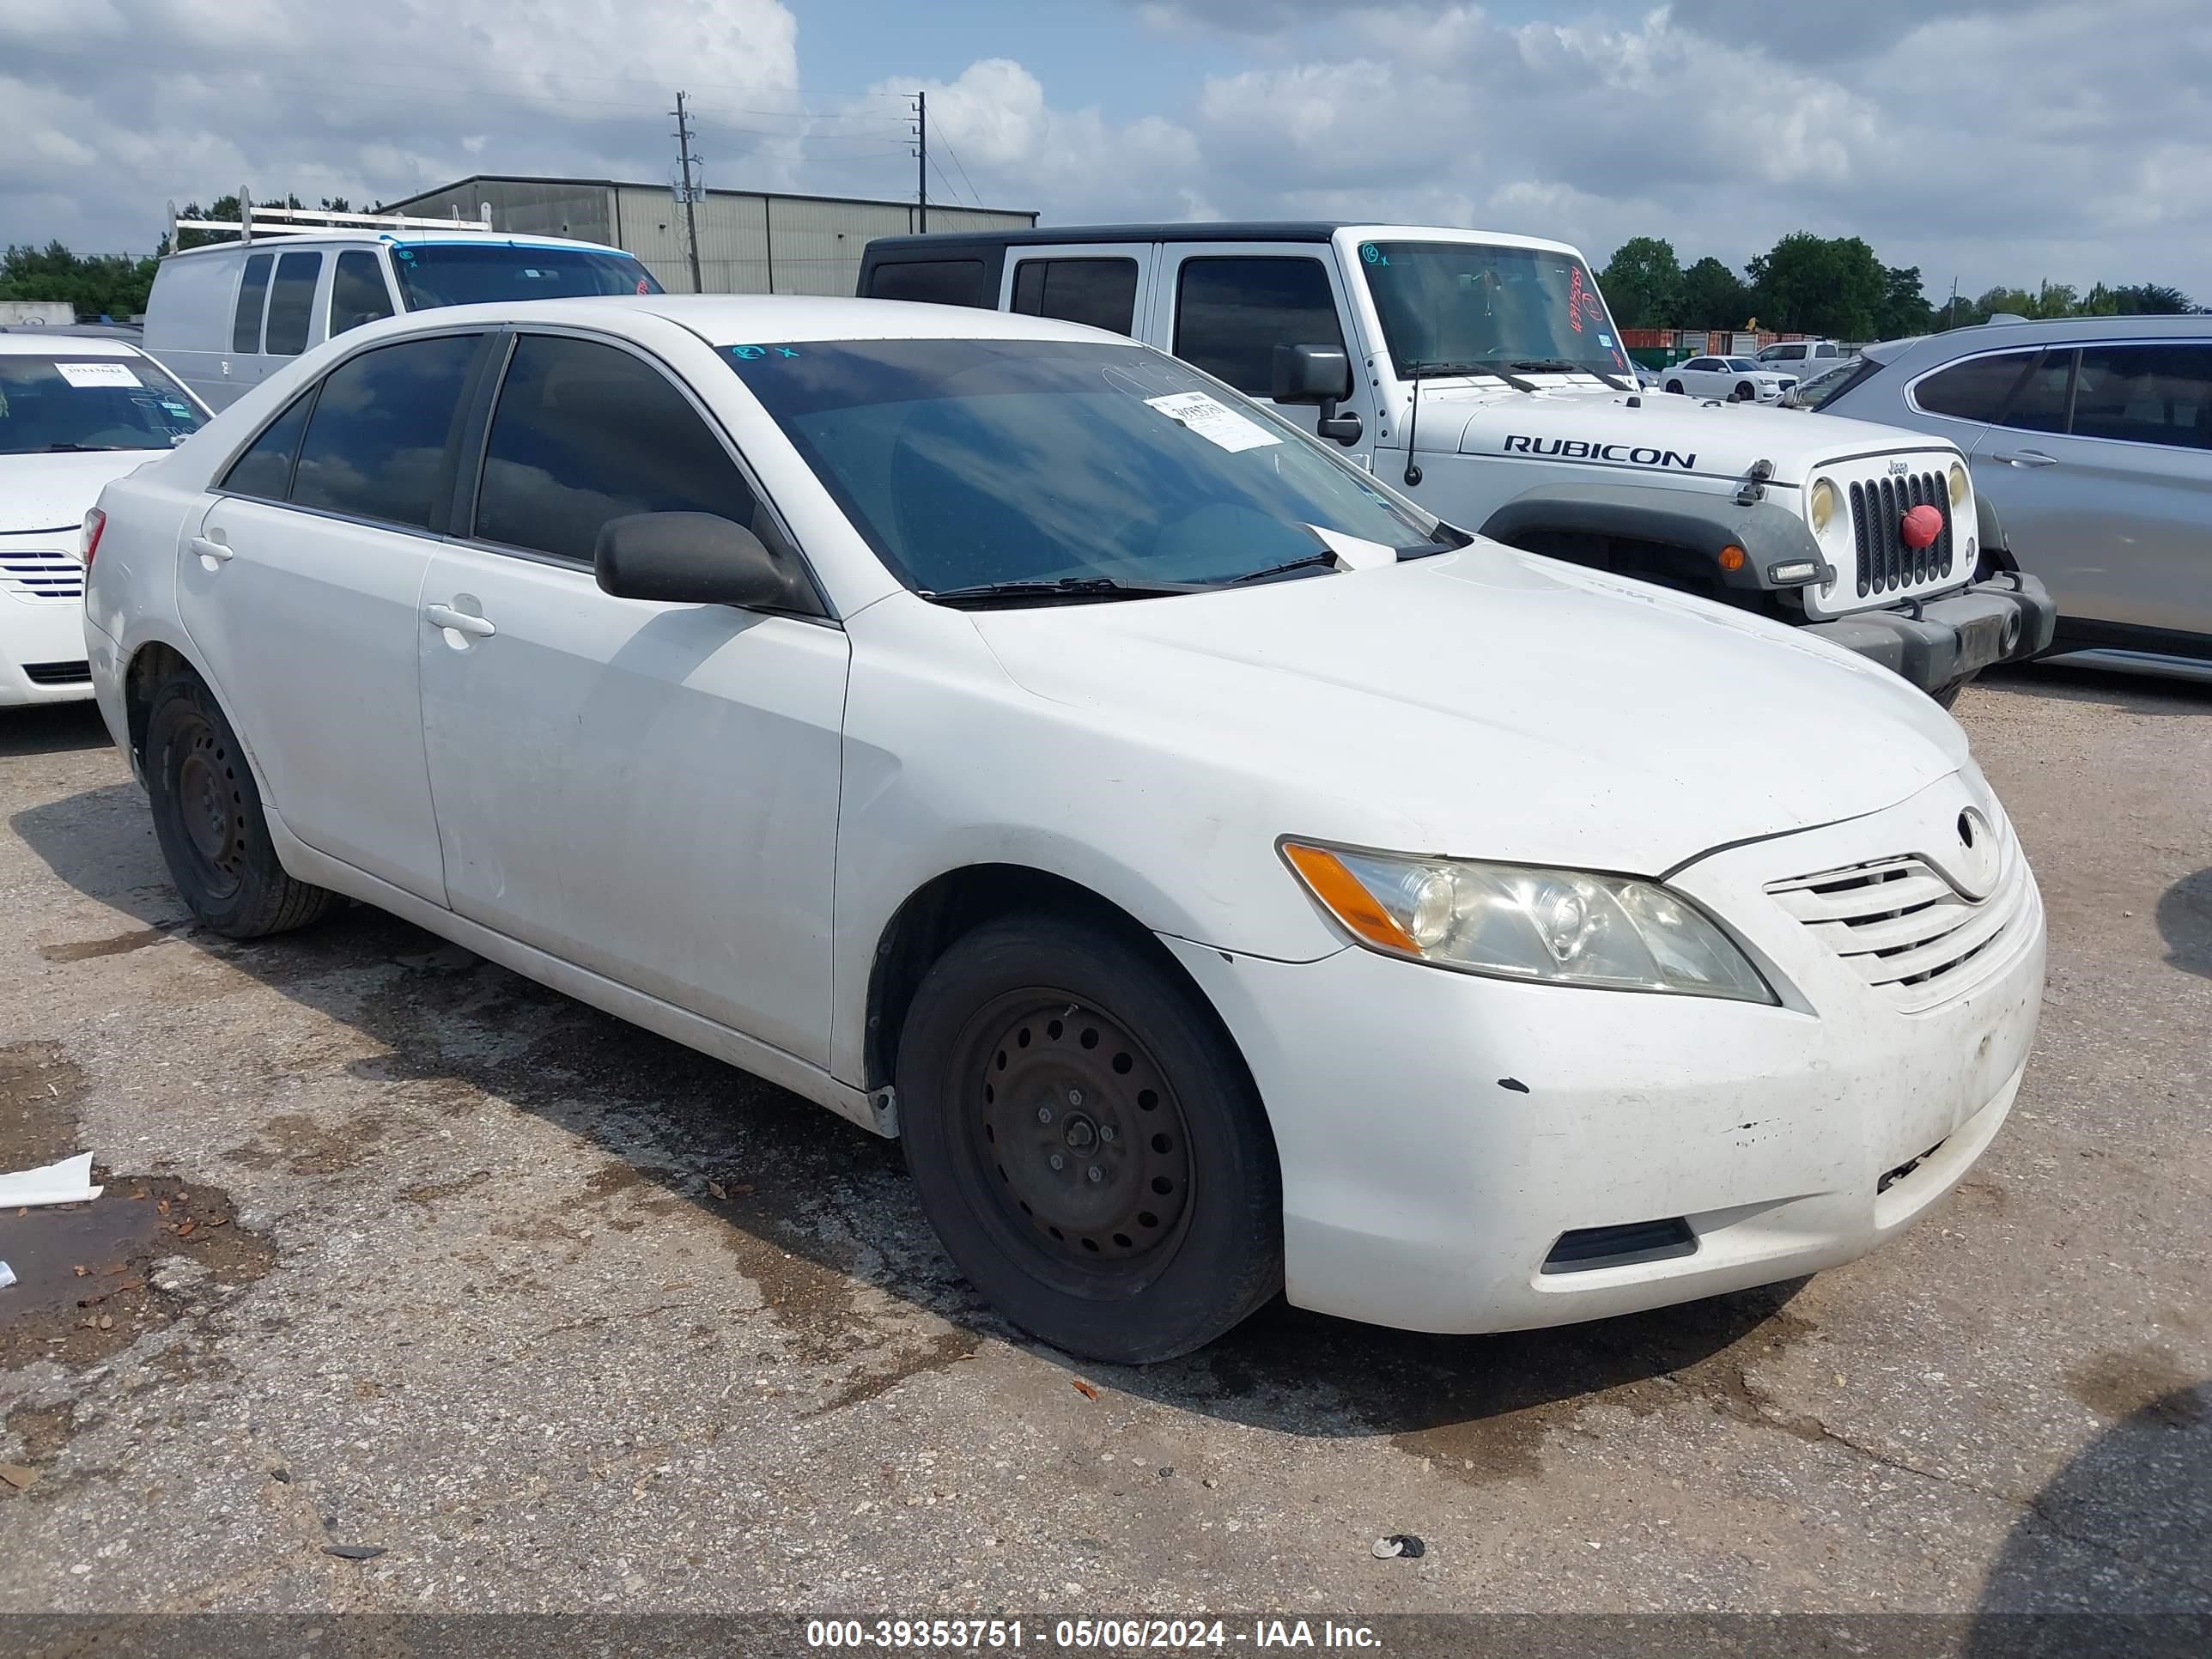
top-left (83, 296), bottom-right (2045, 1361)
top-left (1662, 356), bottom-right (1798, 403)
top-left (2, 331), bottom-right (209, 705)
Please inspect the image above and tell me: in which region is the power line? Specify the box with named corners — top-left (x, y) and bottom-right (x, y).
top-left (927, 153), bottom-right (968, 210)
top-left (938, 136), bottom-right (984, 212)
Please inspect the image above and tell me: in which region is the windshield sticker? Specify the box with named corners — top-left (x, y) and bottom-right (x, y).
top-left (1598, 333), bottom-right (1613, 348)
top-left (1359, 241), bottom-right (1388, 265)
top-left (1566, 265), bottom-right (1592, 334)
top-left (729, 344), bottom-right (801, 362)
top-left (1143, 392), bottom-right (1281, 453)
top-left (56, 362), bottom-right (142, 389)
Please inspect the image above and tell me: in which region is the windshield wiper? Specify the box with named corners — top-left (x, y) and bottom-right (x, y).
top-left (921, 575), bottom-right (1200, 608)
top-left (1403, 360), bottom-right (1538, 392)
top-left (1218, 551), bottom-right (1341, 586)
top-left (39, 442), bottom-right (135, 453)
top-left (1504, 358), bottom-right (1631, 391)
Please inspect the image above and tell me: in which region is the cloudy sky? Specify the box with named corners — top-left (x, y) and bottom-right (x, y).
top-left (4, 0), bottom-right (2206, 300)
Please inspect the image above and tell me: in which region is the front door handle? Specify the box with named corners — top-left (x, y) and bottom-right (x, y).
top-left (190, 535), bottom-right (233, 563)
top-left (425, 603), bottom-right (495, 638)
top-left (1990, 449), bottom-right (2057, 468)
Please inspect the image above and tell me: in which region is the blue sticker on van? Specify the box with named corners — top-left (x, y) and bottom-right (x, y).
top-left (1359, 242), bottom-right (1387, 265)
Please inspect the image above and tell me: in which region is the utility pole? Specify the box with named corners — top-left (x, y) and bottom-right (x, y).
top-left (671, 91), bottom-right (705, 294)
top-left (915, 90), bottom-right (928, 233)
top-left (1947, 275), bottom-right (1959, 331)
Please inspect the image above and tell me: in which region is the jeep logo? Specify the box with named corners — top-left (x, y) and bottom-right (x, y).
top-left (1887, 458), bottom-right (1911, 476)
top-left (1503, 436), bottom-right (1697, 470)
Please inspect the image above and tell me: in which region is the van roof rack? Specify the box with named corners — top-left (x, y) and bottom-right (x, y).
top-left (167, 193), bottom-right (496, 246)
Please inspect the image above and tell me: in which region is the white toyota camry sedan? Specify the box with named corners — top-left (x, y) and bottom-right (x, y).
top-left (82, 296), bottom-right (2045, 1362)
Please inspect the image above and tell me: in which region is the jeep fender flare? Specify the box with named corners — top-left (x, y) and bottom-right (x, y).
top-left (1476, 480), bottom-right (1826, 595)
top-left (1972, 489), bottom-right (2019, 574)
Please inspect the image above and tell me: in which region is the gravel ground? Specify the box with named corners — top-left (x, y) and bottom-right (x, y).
top-left (0, 665), bottom-right (2205, 1620)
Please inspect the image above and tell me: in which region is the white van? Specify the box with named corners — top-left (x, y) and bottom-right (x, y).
top-left (143, 204), bottom-right (661, 410)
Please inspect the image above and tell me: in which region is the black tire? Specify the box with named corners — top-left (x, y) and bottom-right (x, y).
top-left (1664, 379), bottom-right (1685, 395)
top-left (143, 671), bottom-right (337, 939)
top-left (1734, 380), bottom-right (1756, 402)
top-left (896, 915), bottom-right (1282, 1363)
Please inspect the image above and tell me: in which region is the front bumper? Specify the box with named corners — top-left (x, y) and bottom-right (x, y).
top-left (1163, 772), bottom-right (2044, 1335)
top-left (0, 596), bottom-right (94, 706)
top-left (1802, 572), bottom-right (2057, 692)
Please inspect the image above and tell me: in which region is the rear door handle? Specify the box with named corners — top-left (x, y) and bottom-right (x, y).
top-left (425, 603), bottom-right (495, 638)
top-left (1990, 449), bottom-right (2057, 468)
top-left (190, 535), bottom-right (233, 562)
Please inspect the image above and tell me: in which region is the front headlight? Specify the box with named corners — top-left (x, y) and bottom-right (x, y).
top-left (1281, 842), bottom-right (1776, 1003)
top-left (1808, 477), bottom-right (1839, 538)
top-left (1948, 461), bottom-right (1971, 508)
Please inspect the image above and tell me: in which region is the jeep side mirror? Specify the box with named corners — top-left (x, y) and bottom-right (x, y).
top-left (594, 512), bottom-right (823, 616)
top-left (1270, 343), bottom-right (1363, 447)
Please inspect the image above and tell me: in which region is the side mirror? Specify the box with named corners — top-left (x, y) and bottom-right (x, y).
top-left (594, 512), bottom-right (823, 616)
top-left (1269, 343), bottom-right (1363, 447)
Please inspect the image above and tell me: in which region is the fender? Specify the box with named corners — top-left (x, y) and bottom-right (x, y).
top-left (1973, 489), bottom-right (2019, 574)
top-left (1477, 480), bottom-right (1826, 594)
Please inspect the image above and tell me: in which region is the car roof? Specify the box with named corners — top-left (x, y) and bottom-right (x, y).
top-left (1884, 313), bottom-right (2208, 362)
top-left (161, 230), bottom-right (632, 260)
top-left (863, 222), bottom-right (1586, 258)
top-left (0, 331), bottom-right (146, 357)
top-left (340, 294), bottom-right (1155, 349)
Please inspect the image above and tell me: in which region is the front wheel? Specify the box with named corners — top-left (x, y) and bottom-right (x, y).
top-left (896, 915), bottom-right (1283, 1363)
top-left (1734, 380), bottom-right (1756, 402)
top-left (143, 671), bottom-right (337, 938)
top-left (1664, 379), bottom-right (1685, 395)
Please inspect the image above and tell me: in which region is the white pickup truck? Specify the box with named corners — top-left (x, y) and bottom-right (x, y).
top-left (860, 222), bottom-right (2054, 701)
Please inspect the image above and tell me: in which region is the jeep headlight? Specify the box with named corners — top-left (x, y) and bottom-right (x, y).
top-left (1808, 477), bottom-right (1839, 538)
top-left (1281, 842), bottom-right (1776, 1003)
top-left (1948, 461), bottom-right (1971, 508)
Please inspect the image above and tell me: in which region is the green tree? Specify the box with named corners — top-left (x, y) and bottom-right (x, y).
top-left (170, 191), bottom-right (310, 251)
top-left (2104, 282), bottom-right (2199, 314)
top-left (1745, 232), bottom-right (1887, 339)
top-left (0, 241), bottom-right (161, 319)
top-left (1874, 264), bottom-right (1935, 338)
top-left (1596, 235), bottom-right (1683, 328)
top-left (1677, 256), bottom-right (1753, 331)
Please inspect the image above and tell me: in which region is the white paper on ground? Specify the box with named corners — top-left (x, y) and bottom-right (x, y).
top-left (1143, 392), bottom-right (1280, 453)
top-left (0, 1152), bottom-right (103, 1208)
top-left (55, 362), bottom-right (141, 389)
top-left (0, 1261), bottom-right (15, 1290)
top-left (1306, 524), bottom-right (1398, 571)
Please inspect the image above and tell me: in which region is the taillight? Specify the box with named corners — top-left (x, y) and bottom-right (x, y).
top-left (81, 507), bottom-right (106, 567)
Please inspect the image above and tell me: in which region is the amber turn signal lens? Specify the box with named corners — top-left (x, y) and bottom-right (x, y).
top-left (1281, 842), bottom-right (1419, 953)
top-left (1717, 544), bottom-right (1747, 572)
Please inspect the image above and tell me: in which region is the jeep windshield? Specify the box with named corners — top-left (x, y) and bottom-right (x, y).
top-left (389, 244), bottom-right (663, 311)
top-left (1358, 240), bottom-right (1631, 382)
top-left (725, 337), bottom-right (1459, 602)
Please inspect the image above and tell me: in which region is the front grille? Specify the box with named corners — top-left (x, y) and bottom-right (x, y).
top-left (1849, 471), bottom-right (1954, 599)
top-left (1, 548), bottom-right (84, 602)
top-left (22, 659), bottom-right (91, 686)
top-left (1766, 813), bottom-right (2033, 1015)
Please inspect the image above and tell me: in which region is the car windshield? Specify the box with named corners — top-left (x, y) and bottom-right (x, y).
top-left (1358, 240), bottom-right (1629, 378)
top-left (389, 244), bottom-right (663, 311)
top-left (0, 352), bottom-right (204, 454)
top-left (725, 337), bottom-right (1455, 599)
top-left (1799, 357), bottom-right (1867, 410)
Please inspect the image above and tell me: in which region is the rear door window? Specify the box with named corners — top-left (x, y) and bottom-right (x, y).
top-left (289, 333), bottom-right (483, 529)
top-left (264, 251), bottom-right (324, 357)
top-left (1172, 258), bottom-right (1344, 394)
top-left (231, 254), bottom-right (274, 354)
top-left (329, 250), bottom-right (395, 337)
top-left (867, 259), bottom-right (990, 308)
top-left (1914, 349), bottom-right (2040, 423)
top-left (2069, 343), bottom-right (2212, 449)
top-left (1010, 258), bottom-right (1140, 335)
top-left (1997, 349), bottom-right (2077, 434)
top-left (220, 391), bottom-right (314, 498)
top-left (471, 333), bottom-right (765, 564)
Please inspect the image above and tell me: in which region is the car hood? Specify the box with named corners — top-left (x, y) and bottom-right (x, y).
top-left (0, 450), bottom-right (162, 534)
top-left (968, 540), bottom-right (1967, 877)
top-left (1410, 382), bottom-right (1958, 480)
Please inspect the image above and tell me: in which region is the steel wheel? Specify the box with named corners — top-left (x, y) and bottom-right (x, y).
top-left (169, 716), bottom-right (246, 902)
top-left (952, 991), bottom-right (1196, 1290)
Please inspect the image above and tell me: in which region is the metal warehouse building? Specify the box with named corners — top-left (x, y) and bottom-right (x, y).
top-left (382, 174), bottom-right (1037, 297)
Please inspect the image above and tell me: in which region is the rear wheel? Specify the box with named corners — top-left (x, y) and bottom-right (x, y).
top-left (143, 671), bottom-right (336, 938)
top-left (896, 915), bottom-right (1282, 1363)
top-left (1664, 379), bottom-right (1685, 395)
